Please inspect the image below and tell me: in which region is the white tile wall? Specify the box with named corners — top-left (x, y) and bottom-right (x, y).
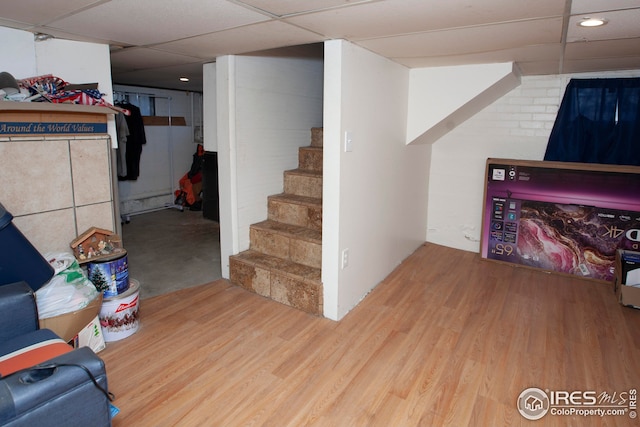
top-left (76, 201), bottom-right (115, 237)
top-left (0, 135), bottom-right (115, 256)
top-left (0, 139), bottom-right (74, 216)
top-left (12, 209), bottom-right (76, 256)
top-left (70, 138), bottom-right (112, 207)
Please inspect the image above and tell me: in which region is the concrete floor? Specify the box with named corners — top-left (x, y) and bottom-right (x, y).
top-left (121, 208), bottom-right (221, 300)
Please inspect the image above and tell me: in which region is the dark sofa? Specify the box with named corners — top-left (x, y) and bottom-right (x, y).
top-left (0, 281), bottom-right (113, 427)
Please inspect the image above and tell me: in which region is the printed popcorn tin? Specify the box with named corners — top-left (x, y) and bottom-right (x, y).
top-left (99, 278), bottom-right (140, 342)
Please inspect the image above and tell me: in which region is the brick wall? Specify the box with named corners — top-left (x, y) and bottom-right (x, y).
top-left (426, 73), bottom-right (629, 251)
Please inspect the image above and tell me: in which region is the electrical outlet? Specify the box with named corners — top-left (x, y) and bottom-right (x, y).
top-left (341, 248), bottom-right (349, 269)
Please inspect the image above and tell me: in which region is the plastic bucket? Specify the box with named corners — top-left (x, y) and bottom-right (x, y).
top-left (87, 251), bottom-right (129, 297)
top-left (0, 202), bottom-right (54, 290)
top-left (99, 279), bottom-right (140, 342)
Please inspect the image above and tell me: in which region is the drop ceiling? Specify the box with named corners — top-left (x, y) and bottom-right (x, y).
top-left (1, 0), bottom-right (639, 92)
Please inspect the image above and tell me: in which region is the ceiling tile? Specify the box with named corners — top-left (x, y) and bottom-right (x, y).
top-left (110, 47), bottom-right (205, 70)
top-left (570, 0), bottom-right (640, 14)
top-left (0, 18), bottom-right (32, 30)
top-left (46, 0), bottom-right (271, 46)
top-left (392, 44), bottom-right (562, 69)
top-left (562, 56), bottom-right (640, 74)
top-left (358, 18), bottom-right (562, 58)
top-left (286, 0), bottom-right (565, 40)
top-left (154, 20), bottom-right (324, 59)
top-left (565, 37), bottom-right (640, 60)
top-left (0, 0), bottom-right (100, 26)
top-left (235, 0), bottom-right (367, 17)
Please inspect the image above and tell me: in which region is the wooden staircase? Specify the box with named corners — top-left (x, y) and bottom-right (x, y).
top-left (229, 128), bottom-right (323, 315)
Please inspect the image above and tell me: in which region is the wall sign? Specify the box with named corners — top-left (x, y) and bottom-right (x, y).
top-left (0, 121), bottom-right (107, 135)
top-left (481, 158), bottom-right (640, 282)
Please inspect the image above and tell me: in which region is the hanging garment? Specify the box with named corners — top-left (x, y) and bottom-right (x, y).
top-left (116, 102), bottom-right (147, 180)
top-left (115, 112), bottom-right (130, 179)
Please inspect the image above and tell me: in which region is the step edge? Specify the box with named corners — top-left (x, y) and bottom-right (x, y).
top-left (251, 219), bottom-right (322, 242)
top-left (284, 168), bottom-right (323, 177)
top-left (230, 250), bottom-right (322, 284)
top-left (268, 193), bottom-right (322, 207)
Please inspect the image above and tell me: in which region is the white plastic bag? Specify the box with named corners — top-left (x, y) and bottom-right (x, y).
top-left (36, 252), bottom-right (99, 319)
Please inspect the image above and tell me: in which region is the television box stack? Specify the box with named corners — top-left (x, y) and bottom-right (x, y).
top-left (614, 249), bottom-right (640, 309)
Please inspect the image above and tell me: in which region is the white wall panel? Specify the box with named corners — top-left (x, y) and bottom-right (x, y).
top-left (323, 40), bottom-right (429, 320)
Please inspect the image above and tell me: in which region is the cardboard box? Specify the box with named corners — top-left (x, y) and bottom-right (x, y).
top-left (614, 250), bottom-right (640, 309)
top-left (72, 315), bottom-right (106, 353)
top-left (39, 294), bottom-right (103, 342)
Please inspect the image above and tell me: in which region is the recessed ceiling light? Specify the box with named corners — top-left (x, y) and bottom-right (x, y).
top-left (578, 17), bottom-right (608, 27)
top-left (179, 77), bottom-right (190, 82)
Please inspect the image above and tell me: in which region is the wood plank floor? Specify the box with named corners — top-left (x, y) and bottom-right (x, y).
top-left (100, 243), bottom-right (640, 426)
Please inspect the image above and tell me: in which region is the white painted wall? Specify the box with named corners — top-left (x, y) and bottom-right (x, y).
top-left (1, 27), bottom-right (37, 77)
top-left (323, 40), bottom-right (430, 320)
top-left (203, 62), bottom-right (217, 152)
top-left (114, 84), bottom-right (204, 215)
top-left (426, 69), bottom-right (640, 252)
top-left (407, 63), bottom-right (519, 143)
top-left (215, 56), bottom-right (238, 277)
top-left (35, 38), bottom-right (113, 104)
top-left (215, 54), bottom-right (324, 278)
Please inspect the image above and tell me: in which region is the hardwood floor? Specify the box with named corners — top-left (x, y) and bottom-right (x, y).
top-left (100, 243), bottom-right (640, 426)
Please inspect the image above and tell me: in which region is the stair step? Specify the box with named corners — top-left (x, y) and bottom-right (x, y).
top-left (228, 127), bottom-right (324, 316)
top-left (229, 250), bottom-right (322, 315)
top-left (284, 169), bottom-right (323, 199)
top-left (311, 127), bottom-right (323, 148)
top-left (298, 146), bottom-right (323, 172)
top-left (250, 219), bottom-right (321, 268)
top-left (268, 193), bottom-right (322, 231)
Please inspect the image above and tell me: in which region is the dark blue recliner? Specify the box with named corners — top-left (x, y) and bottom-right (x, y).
top-left (0, 281), bottom-right (113, 427)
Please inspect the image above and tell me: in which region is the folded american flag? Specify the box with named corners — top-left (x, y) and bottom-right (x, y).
top-left (47, 89), bottom-right (108, 106)
top-left (18, 74), bottom-right (130, 115)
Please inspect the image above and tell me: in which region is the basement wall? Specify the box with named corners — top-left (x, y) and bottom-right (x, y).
top-left (426, 69), bottom-right (640, 252)
top-left (323, 40), bottom-right (430, 321)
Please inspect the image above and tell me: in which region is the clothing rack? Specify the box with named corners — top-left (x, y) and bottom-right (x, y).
top-left (114, 91), bottom-right (181, 222)
top-left (112, 90), bottom-right (155, 105)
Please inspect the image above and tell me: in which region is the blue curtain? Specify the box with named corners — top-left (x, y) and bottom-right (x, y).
top-left (544, 78), bottom-right (640, 166)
